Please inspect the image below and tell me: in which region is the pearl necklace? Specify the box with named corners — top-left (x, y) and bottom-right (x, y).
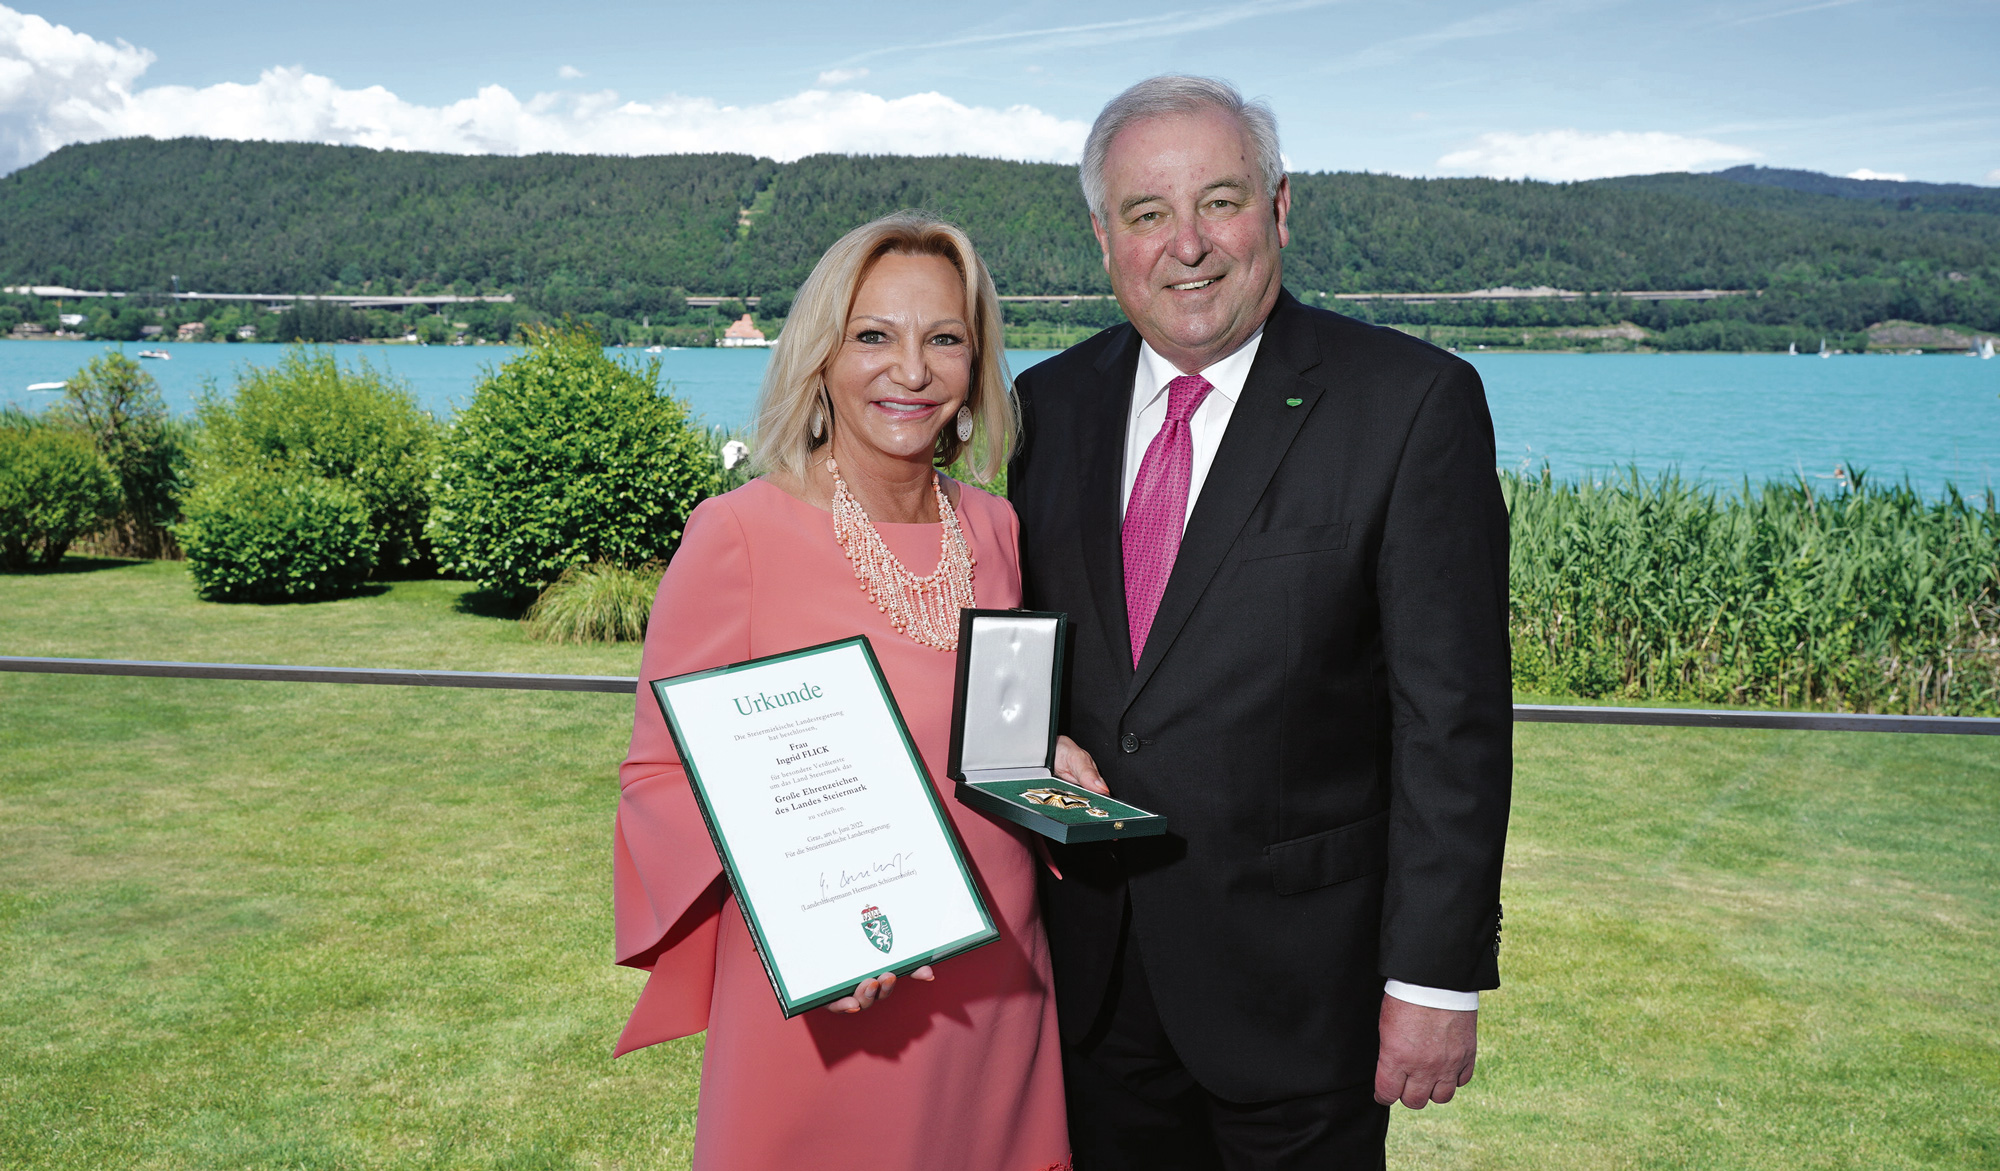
top-left (827, 458), bottom-right (975, 651)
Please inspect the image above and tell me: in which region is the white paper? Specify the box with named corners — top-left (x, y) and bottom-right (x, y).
top-left (656, 640), bottom-right (994, 1009)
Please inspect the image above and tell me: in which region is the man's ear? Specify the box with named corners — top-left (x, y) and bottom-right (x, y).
top-left (1091, 213), bottom-right (1112, 275)
top-left (1273, 174), bottom-right (1292, 250)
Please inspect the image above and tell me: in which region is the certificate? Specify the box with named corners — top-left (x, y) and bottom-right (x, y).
top-left (650, 636), bottom-right (998, 1017)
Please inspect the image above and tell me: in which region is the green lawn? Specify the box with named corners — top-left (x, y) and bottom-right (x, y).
top-left (3, 560), bottom-right (1996, 1169)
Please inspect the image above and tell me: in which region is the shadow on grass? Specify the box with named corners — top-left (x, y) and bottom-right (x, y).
top-left (7, 556), bottom-right (153, 576)
top-left (193, 583), bottom-right (394, 606)
top-left (454, 587), bottom-right (532, 621)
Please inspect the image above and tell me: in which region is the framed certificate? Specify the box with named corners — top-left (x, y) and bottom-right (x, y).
top-left (650, 636), bottom-right (999, 1017)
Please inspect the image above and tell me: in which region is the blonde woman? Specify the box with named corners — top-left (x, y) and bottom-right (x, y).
top-left (614, 212), bottom-right (1080, 1171)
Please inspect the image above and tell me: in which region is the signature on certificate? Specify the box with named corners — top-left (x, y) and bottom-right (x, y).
top-left (817, 852), bottom-right (917, 901)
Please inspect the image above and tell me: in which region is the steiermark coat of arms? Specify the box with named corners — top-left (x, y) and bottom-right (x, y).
top-left (860, 905), bottom-right (893, 954)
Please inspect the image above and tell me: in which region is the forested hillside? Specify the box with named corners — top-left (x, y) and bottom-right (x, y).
top-left (2, 137), bottom-right (1995, 335)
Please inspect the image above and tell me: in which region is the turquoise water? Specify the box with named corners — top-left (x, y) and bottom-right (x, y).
top-left (4, 341), bottom-right (1996, 495)
top-left (0, 342), bottom-right (771, 427)
top-left (1467, 351), bottom-right (1999, 495)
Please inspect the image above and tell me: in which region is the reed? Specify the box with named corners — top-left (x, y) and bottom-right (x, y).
top-left (1506, 469), bottom-right (2000, 715)
top-left (521, 560), bottom-right (665, 644)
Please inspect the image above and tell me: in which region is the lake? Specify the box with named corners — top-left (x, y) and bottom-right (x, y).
top-left (4, 341), bottom-right (1996, 495)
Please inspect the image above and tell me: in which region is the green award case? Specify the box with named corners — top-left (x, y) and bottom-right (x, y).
top-left (947, 609), bottom-right (1168, 844)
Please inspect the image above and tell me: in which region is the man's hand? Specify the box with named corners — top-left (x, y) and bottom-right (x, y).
top-left (1374, 994), bottom-right (1478, 1109)
top-left (1053, 734), bottom-right (1109, 795)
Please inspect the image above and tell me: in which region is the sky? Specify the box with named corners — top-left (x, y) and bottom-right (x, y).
top-left (3, 0), bottom-right (1996, 184)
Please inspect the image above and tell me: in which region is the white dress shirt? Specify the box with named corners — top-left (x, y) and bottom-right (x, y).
top-left (1120, 330), bottom-right (1480, 1014)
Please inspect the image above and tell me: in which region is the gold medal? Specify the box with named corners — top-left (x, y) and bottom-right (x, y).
top-left (1020, 786), bottom-right (1093, 810)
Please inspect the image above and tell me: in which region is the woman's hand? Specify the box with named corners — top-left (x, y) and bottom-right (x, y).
top-left (825, 965), bottom-right (934, 1014)
top-left (1054, 735), bottom-right (1110, 796)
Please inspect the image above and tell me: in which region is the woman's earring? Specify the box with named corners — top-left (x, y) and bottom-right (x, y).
top-left (956, 405), bottom-right (975, 443)
top-left (810, 391), bottom-right (826, 441)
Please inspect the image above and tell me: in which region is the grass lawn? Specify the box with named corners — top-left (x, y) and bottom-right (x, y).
top-left (3, 559), bottom-right (1997, 1169)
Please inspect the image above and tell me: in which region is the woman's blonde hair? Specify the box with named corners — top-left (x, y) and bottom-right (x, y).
top-left (752, 210), bottom-right (1017, 484)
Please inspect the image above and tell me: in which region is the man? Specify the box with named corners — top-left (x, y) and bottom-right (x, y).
top-left (1010, 75), bottom-right (1512, 1169)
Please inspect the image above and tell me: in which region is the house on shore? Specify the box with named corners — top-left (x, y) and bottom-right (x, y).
top-left (719, 314), bottom-right (772, 348)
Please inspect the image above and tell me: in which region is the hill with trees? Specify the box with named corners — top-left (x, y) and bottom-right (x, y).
top-left (1, 137), bottom-right (1994, 344)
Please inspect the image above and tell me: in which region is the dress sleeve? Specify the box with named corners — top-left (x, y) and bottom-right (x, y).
top-left (612, 494), bottom-right (754, 1054)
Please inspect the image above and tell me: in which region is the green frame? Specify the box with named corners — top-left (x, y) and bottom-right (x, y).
top-left (650, 635), bottom-right (999, 1018)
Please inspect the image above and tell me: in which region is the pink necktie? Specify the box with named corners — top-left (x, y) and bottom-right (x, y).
top-left (1123, 373), bottom-right (1213, 667)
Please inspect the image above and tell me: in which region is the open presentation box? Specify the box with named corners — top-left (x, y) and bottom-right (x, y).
top-left (946, 609), bottom-right (1167, 844)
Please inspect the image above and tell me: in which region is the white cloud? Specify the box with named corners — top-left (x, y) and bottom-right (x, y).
top-left (1436, 129), bottom-right (1759, 181)
top-left (557, 64), bottom-right (585, 80)
top-left (0, 6), bottom-right (154, 172)
top-left (0, 7), bottom-right (1087, 174)
top-left (814, 67), bottom-right (867, 86)
top-left (1988, 168), bottom-right (2000, 186)
top-left (1845, 167), bottom-right (1906, 181)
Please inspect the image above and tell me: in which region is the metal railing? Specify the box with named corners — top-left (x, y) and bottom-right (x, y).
top-left (6, 656), bottom-right (1999, 736)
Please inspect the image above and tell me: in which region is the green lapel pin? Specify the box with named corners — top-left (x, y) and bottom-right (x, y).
top-left (1285, 397), bottom-right (1303, 407)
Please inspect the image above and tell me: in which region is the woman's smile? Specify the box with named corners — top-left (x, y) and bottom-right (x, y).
top-left (871, 397), bottom-right (943, 419)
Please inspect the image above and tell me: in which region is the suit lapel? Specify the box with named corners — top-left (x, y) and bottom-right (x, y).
top-left (1126, 295), bottom-right (1325, 707)
top-left (1079, 326), bottom-right (1142, 676)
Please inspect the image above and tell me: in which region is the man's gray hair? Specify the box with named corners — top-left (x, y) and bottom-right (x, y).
top-left (1079, 75), bottom-right (1283, 223)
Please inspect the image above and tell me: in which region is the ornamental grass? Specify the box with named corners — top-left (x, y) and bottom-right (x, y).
top-left (522, 561), bottom-right (665, 644)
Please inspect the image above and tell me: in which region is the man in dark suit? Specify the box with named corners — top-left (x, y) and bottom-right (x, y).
top-left (1012, 75), bottom-right (1513, 1169)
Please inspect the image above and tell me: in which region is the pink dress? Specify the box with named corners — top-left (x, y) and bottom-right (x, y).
top-left (615, 477), bottom-right (1070, 1171)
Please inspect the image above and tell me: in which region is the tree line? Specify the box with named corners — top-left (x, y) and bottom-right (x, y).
top-left (1, 137), bottom-right (1995, 334)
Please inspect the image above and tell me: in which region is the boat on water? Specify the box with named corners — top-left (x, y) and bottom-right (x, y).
top-left (1788, 341), bottom-right (1798, 355)
top-left (138, 349), bottom-right (171, 360)
top-left (644, 345), bottom-right (666, 353)
top-left (1818, 337), bottom-right (1831, 358)
top-left (1980, 338), bottom-right (1996, 360)
top-left (26, 381), bottom-right (65, 392)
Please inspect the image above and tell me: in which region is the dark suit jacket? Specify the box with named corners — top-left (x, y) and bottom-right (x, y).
top-left (1009, 291), bottom-right (1512, 1102)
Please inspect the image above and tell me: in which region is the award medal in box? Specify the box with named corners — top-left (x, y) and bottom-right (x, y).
top-left (946, 609), bottom-right (1168, 844)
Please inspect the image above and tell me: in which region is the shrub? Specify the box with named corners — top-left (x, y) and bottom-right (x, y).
top-left (174, 469), bottom-right (375, 602)
top-left (523, 561), bottom-right (664, 643)
top-left (54, 353), bottom-right (189, 558)
top-left (197, 349), bottom-right (439, 571)
top-left (429, 323), bottom-right (722, 599)
top-left (0, 425), bottom-right (123, 569)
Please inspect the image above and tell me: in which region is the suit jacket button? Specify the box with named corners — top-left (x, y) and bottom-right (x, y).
top-left (1120, 733), bottom-right (1140, 754)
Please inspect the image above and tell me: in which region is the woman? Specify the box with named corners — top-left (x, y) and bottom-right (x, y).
top-left (614, 212), bottom-right (1081, 1171)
